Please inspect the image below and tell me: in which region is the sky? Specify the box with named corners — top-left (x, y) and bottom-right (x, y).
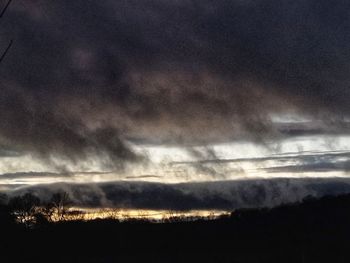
top-left (1, 0), bottom-right (350, 211)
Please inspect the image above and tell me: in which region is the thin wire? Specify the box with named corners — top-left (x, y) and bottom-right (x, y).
top-left (0, 0), bottom-right (13, 19)
top-left (0, 39), bottom-right (12, 64)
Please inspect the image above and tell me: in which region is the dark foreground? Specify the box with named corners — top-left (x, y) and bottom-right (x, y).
top-left (1, 194), bottom-right (350, 263)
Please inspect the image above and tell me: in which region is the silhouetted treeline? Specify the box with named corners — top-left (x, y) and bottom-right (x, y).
top-left (1, 192), bottom-right (226, 225)
top-left (0, 191), bottom-right (73, 227)
top-left (1, 193), bottom-right (350, 262)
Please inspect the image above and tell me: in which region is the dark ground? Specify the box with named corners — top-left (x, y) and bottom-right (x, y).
top-left (1, 194), bottom-right (350, 263)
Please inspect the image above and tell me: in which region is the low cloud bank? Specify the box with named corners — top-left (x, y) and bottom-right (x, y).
top-left (8, 178), bottom-right (350, 211)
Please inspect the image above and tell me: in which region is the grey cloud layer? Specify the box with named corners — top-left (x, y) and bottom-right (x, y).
top-left (9, 178), bottom-right (350, 210)
top-left (0, 0), bottom-right (350, 162)
top-left (172, 150), bottom-right (350, 165)
top-left (172, 150), bottom-right (350, 176)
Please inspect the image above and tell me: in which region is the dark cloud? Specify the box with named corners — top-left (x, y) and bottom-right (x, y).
top-left (124, 175), bottom-right (163, 180)
top-left (172, 150), bottom-right (350, 179)
top-left (276, 121), bottom-right (350, 137)
top-left (0, 0), bottom-right (349, 165)
top-left (0, 171), bottom-right (68, 180)
top-left (0, 183), bottom-right (25, 192)
top-left (264, 161), bottom-right (350, 173)
top-left (9, 178), bottom-right (350, 210)
top-left (171, 150), bottom-right (350, 165)
top-left (0, 146), bottom-right (21, 157)
top-left (0, 171), bottom-right (111, 180)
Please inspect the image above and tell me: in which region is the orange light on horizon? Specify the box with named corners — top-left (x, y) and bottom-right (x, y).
top-left (57, 207), bottom-right (231, 222)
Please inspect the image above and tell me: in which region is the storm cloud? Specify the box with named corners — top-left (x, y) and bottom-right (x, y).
top-left (9, 178), bottom-right (350, 210)
top-left (0, 0), bottom-right (350, 166)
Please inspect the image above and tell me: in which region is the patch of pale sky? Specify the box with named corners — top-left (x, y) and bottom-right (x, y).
top-left (0, 135), bottom-right (350, 186)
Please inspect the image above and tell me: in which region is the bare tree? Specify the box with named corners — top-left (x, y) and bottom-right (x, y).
top-left (50, 192), bottom-right (72, 221)
top-left (8, 193), bottom-right (41, 226)
top-left (39, 201), bottom-right (56, 222)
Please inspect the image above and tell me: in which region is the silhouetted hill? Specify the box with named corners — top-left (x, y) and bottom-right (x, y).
top-left (2, 194), bottom-right (350, 262)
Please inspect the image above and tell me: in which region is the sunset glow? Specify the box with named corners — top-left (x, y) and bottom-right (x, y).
top-left (59, 208), bottom-right (230, 222)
